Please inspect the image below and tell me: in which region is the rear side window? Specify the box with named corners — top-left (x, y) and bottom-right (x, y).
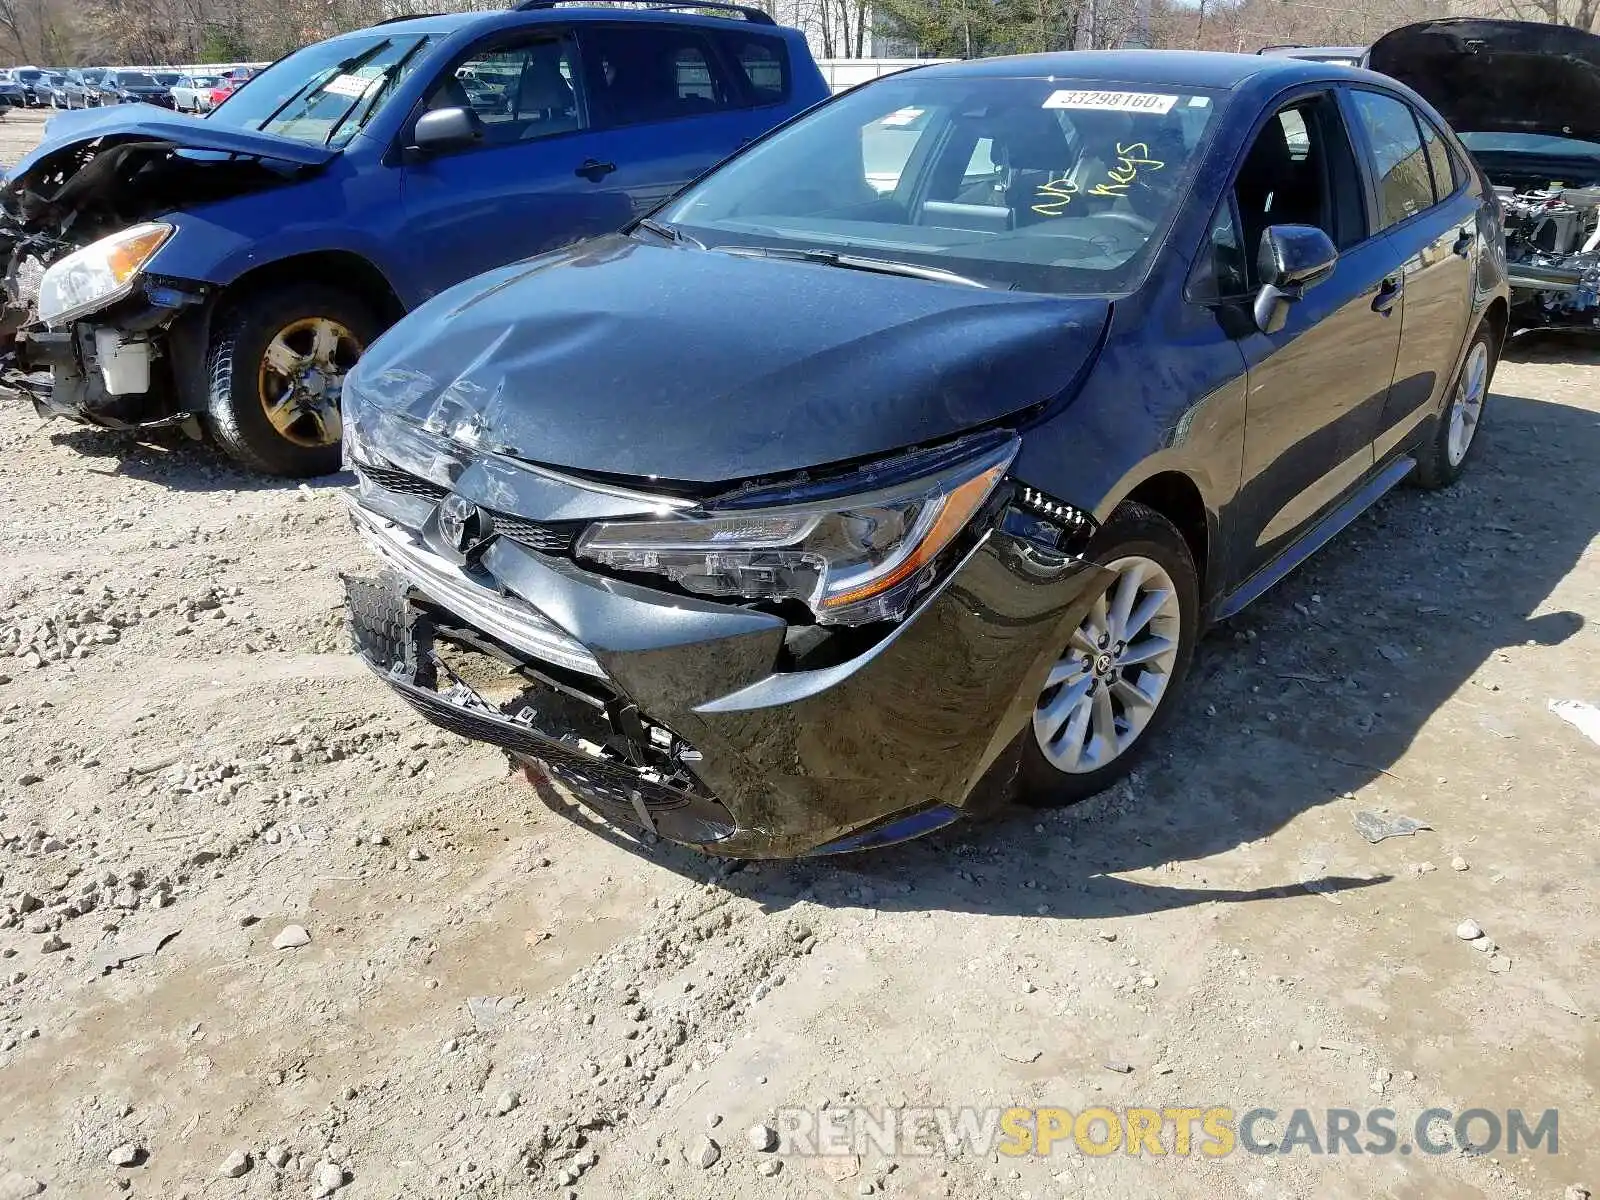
top-left (581, 25), bottom-right (736, 127)
top-left (712, 30), bottom-right (790, 105)
top-left (1417, 114), bottom-right (1457, 202)
top-left (1350, 89), bottom-right (1435, 228)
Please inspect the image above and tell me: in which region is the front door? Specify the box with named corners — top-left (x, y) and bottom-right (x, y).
top-left (1226, 91), bottom-right (1403, 575)
top-left (399, 30), bottom-right (616, 300)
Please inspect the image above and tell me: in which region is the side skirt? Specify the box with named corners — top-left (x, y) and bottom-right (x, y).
top-left (1214, 453), bottom-right (1416, 621)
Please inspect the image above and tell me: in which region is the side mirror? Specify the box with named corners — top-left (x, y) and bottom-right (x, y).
top-left (1252, 224), bottom-right (1338, 334)
top-left (413, 106), bottom-right (484, 154)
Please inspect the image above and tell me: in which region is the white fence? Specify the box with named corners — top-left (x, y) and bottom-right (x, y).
top-left (815, 57), bottom-right (957, 93)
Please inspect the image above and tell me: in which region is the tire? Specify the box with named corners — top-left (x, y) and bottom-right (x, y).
top-left (203, 284), bottom-right (378, 478)
top-left (1412, 321), bottom-right (1497, 490)
top-left (1016, 501), bottom-right (1201, 807)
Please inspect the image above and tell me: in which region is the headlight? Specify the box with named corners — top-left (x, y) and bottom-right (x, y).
top-left (36, 222), bottom-right (173, 327)
top-left (575, 435), bottom-right (1018, 626)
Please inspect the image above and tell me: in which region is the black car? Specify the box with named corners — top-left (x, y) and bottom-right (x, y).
top-left (1368, 18), bottom-right (1600, 330)
top-left (107, 69), bottom-right (177, 107)
top-left (342, 50), bottom-right (1507, 858)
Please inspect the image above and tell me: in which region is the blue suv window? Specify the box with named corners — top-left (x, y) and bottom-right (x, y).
top-left (713, 30), bottom-right (790, 105)
top-left (581, 25), bottom-right (736, 127)
top-left (209, 32), bottom-right (433, 148)
top-left (430, 35), bottom-right (585, 145)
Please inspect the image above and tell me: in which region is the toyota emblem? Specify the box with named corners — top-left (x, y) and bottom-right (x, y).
top-left (437, 494), bottom-right (490, 556)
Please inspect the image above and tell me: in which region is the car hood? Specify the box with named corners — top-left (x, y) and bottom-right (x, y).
top-left (13, 104), bottom-right (334, 179)
top-left (1368, 18), bottom-right (1600, 144)
top-left (349, 236), bottom-right (1111, 485)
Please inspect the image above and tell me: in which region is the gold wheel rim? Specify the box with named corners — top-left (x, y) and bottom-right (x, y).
top-left (257, 316), bottom-right (363, 448)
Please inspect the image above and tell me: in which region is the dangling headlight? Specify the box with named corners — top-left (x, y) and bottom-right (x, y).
top-left (575, 434), bottom-right (1018, 626)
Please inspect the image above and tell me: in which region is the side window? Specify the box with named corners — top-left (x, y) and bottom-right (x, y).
top-left (429, 34), bottom-right (583, 147)
top-left (1417, 114), bottom-right (1457, 202)
top-left (1350, 90), bottom-right (1435, 228)
top-left (582, 25), bottom-right (736, 127)
top-left (712, 30), bottom-right (790, 106)
top-left (1231, 93), bottom-right (1366, 283)
top-left (1191, 199), bottom-right (1248, 299)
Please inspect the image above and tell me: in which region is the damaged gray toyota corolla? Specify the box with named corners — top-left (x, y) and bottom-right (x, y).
top-left (342, 51), bottom-right (1506, 858)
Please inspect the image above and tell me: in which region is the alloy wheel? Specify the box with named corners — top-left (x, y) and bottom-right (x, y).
top-left (1446, 340), bottom-right (1489, 467)
top-left (1032, 555), bottom-right (1182, 774)
top-left (256, 316), bottom-right (363, 448)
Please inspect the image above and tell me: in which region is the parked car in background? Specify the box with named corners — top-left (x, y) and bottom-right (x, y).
top-left (1369, 17), bottom-right (1600, 331)
top-left (0, 73), bottom-right (26, 107)
top-left (9, 66), bottom-right (48, 106)
top-left (42, 73), bottom-right (93, 109)
top-left (77, 67), bottom-right (119, 105)
top-left (0, 2), bottom-right (830, 477)
top-left (107, 69), bottom-right (178, 107)
top-left (342, 50), bottom-right (1507, 858)
top-left (207, 66), bottom-right (256, 109)
top-left (171, 73), bottom-right (222, 112)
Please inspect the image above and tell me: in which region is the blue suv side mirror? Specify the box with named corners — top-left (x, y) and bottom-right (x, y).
top-left (414, 106), bottom-right (485, 154)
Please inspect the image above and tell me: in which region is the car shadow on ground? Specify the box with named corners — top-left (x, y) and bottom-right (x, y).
top-left (44, 425), bottom-right (350, 494)
top-left (530, 388), bottom-right (1597, 923)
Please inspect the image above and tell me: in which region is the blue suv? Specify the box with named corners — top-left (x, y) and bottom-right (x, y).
top-left (0, 2), bottom-right (827, 476)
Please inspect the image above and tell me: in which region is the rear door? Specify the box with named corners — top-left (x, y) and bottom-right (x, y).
top-left (1344, 87), bottom-right (1479, 460)
top-left (399, 28), bottom-right (622, 298)
top-left (1225, 90), bottom-right (1403, 576)
top-left (567, 22), bottom-right (796, 221)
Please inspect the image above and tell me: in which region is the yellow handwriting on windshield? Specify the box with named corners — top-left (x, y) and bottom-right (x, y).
top-left (1032, 175), bottom-right (1079, 217)
top-left (1086, 141), bottom-right (1166, 198)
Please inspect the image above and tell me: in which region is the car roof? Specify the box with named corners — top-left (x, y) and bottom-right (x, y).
top-left (324, 3), bottom-right (787, 39)
top-left (914, 48), bottom-right (1367, 91)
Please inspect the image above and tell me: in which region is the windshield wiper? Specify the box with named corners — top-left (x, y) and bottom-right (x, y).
top-left (717, 245), bottom-right (990, 288)
top-left (635, 217), bottom-right (705, 249)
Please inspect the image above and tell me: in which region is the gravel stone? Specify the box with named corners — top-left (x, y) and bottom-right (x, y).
top-left (218, 1150), bottom-right (252, 1178)
top-left (272, 925), bottom-right (311, 950)
top-left (106, 1142), bottom-right (142, 1168)
top-left (1456, 919), bottom-right (1484, 941)
top-left (747, 1123), bottom-right (778, 1152)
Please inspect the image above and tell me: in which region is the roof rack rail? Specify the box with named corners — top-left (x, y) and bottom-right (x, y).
top-left (375, 10), bottom-right (444, 22)
top-left (511, 0), bottom-right (776, 24)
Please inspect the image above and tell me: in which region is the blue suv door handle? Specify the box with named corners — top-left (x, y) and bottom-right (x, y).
top-left (576, 159), bottom-right (617, 181)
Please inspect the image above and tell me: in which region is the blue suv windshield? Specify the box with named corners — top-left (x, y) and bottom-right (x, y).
top-left (208, 33), bottom-right (432, 148)
top-left (663, 75), bottom-right (1221, 295)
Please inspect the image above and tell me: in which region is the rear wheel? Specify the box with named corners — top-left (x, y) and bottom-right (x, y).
top-left (1016, 502), bottom-right (1200, 807)
top-left (1413, 322), bottom-right (1496, 490)
top-left (204, 284), bottom-right (377, 478)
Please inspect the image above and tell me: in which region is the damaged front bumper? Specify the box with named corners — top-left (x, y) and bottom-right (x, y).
top-left (0, 282), bottom-right (209, 430)
top-left (343, 486), bottom-right (1112, 859)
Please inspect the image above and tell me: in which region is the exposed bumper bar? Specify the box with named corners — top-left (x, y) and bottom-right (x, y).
top-left (343, 495), bottom-right (606, 679)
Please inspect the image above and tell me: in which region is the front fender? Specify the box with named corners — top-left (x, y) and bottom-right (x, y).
top-left (145, 157), bottom-right (415, 304)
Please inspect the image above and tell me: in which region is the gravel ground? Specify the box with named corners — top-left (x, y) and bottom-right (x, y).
top-left (0, 108), bottom-right (1596, 1200)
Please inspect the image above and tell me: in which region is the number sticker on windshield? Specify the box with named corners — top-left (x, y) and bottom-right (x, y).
top-left (324, 73), bottom-right (379, 99)
top-left (1042, 90), bottom-right (1178, 114)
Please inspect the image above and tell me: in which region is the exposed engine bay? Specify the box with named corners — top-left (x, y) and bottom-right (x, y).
top-left (1497, 183), bottom-right (1600, 329)
top-left (0, 131), bottom-right (302, 427)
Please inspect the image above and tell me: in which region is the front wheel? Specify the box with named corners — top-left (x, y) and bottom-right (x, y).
top-left (1412, 322), bottom-right (1496, 490)
top-left (1016, 502), bottom-right (1200, 807)
top-left (204, 284), bottom-right (378, 478)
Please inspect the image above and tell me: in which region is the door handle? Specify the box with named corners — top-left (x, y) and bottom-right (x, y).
top-left (1372, 277), bottom-right (1402, 315)
top-left (575, 158), bottom-right (616, 182)
top-left (1452, 226), bottom-right (1476, 257)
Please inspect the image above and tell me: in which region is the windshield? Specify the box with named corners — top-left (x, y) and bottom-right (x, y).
top-left (662, 76), bottom-right (1220, 295)
top-left (16, 69), bottom-right (40, 82)
top-left (206, 33), bottom-right (430, 148)
top-left (117, 72), bottom-right (158, 87)
top-left (1459, 131), bottom-right (1600, 158)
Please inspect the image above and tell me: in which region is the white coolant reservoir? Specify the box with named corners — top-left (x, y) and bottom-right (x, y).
top-left (93, 328), bottom-right (152, 395)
